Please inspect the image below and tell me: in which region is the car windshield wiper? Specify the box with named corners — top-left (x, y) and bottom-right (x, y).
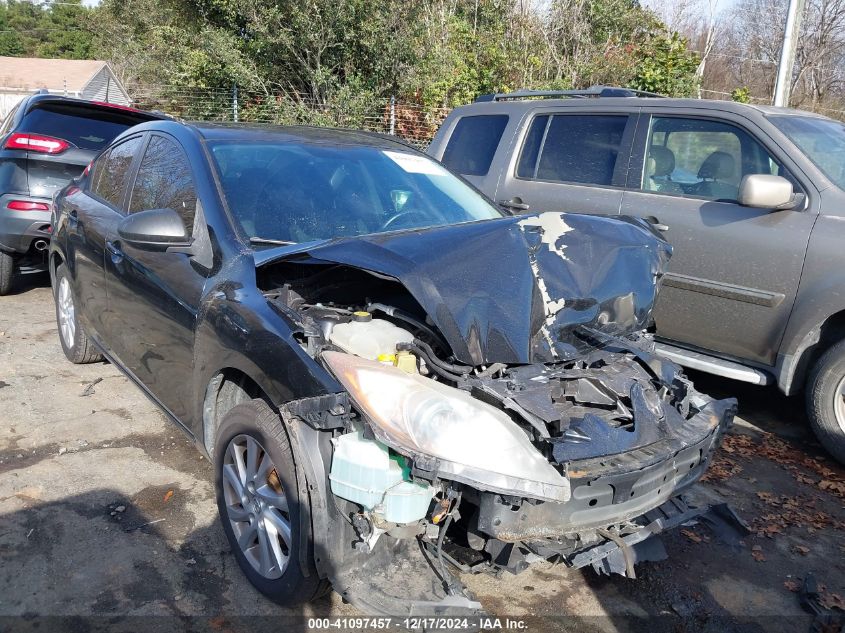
top-left (249, 237), bottom-right (296, 246)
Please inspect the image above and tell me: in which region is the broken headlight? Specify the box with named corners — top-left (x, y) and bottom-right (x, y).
top-left (323, 351), bottom-right (571, 503)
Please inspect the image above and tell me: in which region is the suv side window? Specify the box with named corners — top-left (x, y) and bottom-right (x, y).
top-left (441, 115), bottom-right (509, 176)
top-left (129, 135), bottom-right (197, 232)
top-left (91, 135), bottom-right (144, 209)
top-left (517, 114), bottom-right (628, 186)
top-left (642, 117), bottom-right (795, 201)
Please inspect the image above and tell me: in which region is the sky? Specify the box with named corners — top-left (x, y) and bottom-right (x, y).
top-left (642, 0), bottom-right (740, 16)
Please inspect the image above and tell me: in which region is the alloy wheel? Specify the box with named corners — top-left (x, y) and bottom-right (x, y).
top-left (58, 276), bottom-right (76, 348)
top-left (222, 434), bottom-right (292, 579)
top-left (834, 375), bottom-right (845, 433)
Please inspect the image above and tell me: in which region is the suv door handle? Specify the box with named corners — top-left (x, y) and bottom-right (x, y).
top-left (498, 198), bottom-right (530, 211)
top-left (645, 216), bottom-right (669, 232)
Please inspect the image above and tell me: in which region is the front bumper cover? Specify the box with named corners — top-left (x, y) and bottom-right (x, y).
top-left (475, 397), bottom-right (734, 540)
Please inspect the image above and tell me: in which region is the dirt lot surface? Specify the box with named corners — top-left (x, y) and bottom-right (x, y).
top-left (1, 274), bottom-right (844, 632)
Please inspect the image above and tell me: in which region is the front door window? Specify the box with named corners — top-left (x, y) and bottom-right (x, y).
top-left (642, 117), bottom-right (791, 202)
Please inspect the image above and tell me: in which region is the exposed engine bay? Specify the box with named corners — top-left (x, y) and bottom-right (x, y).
top-left (256, 212), bottom-right (738, 616)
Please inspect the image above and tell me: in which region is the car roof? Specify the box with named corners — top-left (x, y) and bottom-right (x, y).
top-left (186, 121), bottom-right (418, 151)
top-left (455, 94), bottom-right (834, 121)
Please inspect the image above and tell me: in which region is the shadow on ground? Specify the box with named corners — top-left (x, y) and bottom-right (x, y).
top-left (7, 270), bottom-right (51, 297)
top-left (0, 487), bottom-right (341, 633)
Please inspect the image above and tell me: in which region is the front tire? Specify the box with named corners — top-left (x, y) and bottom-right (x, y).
top-left (214, 399), bottom-right (328, 606)
top-left (0, 251), bottom-right (16, 295)
top-left (54, 264), bottom-right (102, 364)
top-left (806, 339), bottom-right (845, 464)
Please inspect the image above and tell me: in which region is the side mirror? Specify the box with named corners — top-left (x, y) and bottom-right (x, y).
top-left (117, 208), bottom-right (190, 249)
top-left (738, 174), bottom-right (803, 210)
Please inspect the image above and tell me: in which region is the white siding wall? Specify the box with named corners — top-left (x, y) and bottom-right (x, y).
top-left (0, 92), bottom-right (26, 119)
top-left (81, 67), bottom-right (131, 106)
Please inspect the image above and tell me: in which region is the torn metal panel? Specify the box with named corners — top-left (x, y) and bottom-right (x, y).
top-left (280, 393), bottom-right (350, 429)
top-left (457, 344), bottom-right (734, 464)
top-left (255, 212), bottom-right (672, 365)
top-left (566, 495), bottom-right (708, 577)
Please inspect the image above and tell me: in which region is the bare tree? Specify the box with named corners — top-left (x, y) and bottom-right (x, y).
top-left (698, 0), bottom-right (845, 115)
top-left (644, 0), bottom-right (723, 97)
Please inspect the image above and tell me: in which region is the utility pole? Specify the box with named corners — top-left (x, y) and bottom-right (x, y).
top-left (773, 0), bottom-right (806, 107)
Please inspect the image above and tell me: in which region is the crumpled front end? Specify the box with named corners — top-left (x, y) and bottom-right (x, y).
top-left (257, 211), bottom-right (737, 616)
top-left (322, 337), bottom-right (736, 578)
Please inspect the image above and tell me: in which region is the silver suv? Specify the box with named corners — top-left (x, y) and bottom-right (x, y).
top-left (428, 86), bottom-right (845, 464)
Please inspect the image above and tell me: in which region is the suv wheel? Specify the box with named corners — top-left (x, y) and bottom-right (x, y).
top-left (806, 339), bottom-right (845, 464)
top-left (0, 251), bottom-right (16, 295)
top-left (214, 399), bottom-right (329, 605)
top-left (54, 264), bottom-right (103, 364)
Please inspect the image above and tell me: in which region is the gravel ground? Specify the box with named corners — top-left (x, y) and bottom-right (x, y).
top-left (1, 273), bottom-right (844, 632)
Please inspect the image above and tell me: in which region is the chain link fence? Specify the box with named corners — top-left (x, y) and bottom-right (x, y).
top-left (131, 86), bottom-right (845, 141)
top-left (128, 85), bottom-right (453, 149)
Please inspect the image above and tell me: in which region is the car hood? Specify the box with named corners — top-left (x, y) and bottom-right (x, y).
top-left (254, 212), bottom-right (672, 365)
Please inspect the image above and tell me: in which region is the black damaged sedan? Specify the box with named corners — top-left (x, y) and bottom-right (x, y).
top-left (49, 120), bottom-right (736, 616)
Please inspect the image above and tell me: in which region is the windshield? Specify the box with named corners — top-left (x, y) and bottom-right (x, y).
top-left (208, 141), bottom-right (504, 244)
top-left (769, 114), bottom-right (845, 190)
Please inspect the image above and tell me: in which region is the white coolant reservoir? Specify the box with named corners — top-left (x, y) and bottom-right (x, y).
top-left (329, 431), bottom-right (435, 524)
top-left (329, 312), bottom-right (414, 360)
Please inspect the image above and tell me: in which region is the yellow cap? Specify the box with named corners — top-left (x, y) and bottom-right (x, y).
top-left (377, 353), bottom-right (396, 364)
top-left (394, 350), bottom-right (417, 374)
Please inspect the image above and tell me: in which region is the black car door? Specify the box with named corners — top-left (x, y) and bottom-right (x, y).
top-left (65, 134), bottom-right (145, 340)
top-left (103, 133), bottom-right (208, 423)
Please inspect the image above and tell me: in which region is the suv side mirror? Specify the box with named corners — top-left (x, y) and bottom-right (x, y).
top-left (117, 208), bottom-right (191, 249)
top-left (738, 174), bottom-right (803, 210)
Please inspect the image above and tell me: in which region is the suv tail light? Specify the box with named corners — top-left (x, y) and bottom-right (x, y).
top-left (7, 200), bottom-right (50, 211)
top-left (4, 132), bottom-right (70, 154)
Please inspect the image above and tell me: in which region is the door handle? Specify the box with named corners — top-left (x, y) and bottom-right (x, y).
top-left (498, 198), bottom-right (530, 211)
top-left (105, 240), bottom-right (124, 263)
top-left (645, 216), bottom-right (669, 232)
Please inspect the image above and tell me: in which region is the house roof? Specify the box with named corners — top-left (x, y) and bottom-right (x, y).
top-left (0, 57), bottom-right (113, 92)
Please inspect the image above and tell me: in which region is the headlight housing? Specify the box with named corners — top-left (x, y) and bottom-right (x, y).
top-left (323, 351), bottom-right (570, 503)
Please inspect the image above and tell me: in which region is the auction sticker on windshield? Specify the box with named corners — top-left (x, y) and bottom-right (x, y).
top-left (383, 150), bottom-right (449, 176)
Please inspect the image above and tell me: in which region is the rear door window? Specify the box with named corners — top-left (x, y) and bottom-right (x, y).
top-left (91, 135), bottom-right (144, 209)
top-left (516, 115), bottom-right (549, 178)
top-left (517, 114), bottom-right (629, 186)
top-left (129, 135), bottom-right (197, 231)
top-left (19, 102), bottom-right (150, 151)
top-left (441, 115), bottom-right (508, 176)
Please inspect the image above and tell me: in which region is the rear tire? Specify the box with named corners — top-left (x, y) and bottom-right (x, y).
top-left (806, 339), bottom-right (845, 465)
top-left (0, 251), bottom-right (16, 295)
top-left (54, 264), bottom-right (103, 364)
top-left (214, 399), bottom-right (329, 606)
